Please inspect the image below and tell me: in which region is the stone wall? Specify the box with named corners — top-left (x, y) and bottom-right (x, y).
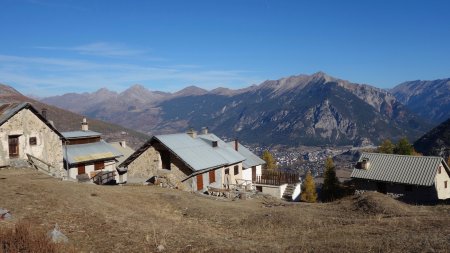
top-left (0, 109), bottom-right (63, 173)
top-left (127, 146), bottom-right (161, 180)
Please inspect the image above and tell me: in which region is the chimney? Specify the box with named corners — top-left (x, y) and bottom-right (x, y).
top-left (212, 141), bottom-right (218, 148)
top-left (187, 128), bottom-right (197, 138)
top-left (41, 108), bottom-right (47, 120)
top-left (119, 141), bottom-right (127, 148)
top-left (234, 139), bottom-right (239, 151)
top-left (201, 127), bottom-right (208, 135)
top-left (81, 117), bottom-right (89, 131)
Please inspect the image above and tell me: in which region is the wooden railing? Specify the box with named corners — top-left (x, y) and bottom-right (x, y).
top-left (91, 170), bottom-right (116, 185)
top-left (26, 153), bottom-right (54, 174)
top-left (254, 171), bottom-right (300, 186)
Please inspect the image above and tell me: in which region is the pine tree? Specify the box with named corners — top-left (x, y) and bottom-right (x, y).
top-left (300, 171), bottom-right (317, 203)
top-left (378, 139), bottom-right (394, 154)
top-left (321, 157), bottom-right (341, 202)
top-left (262, 150), bottom-right (277, 170)
top-left (394, 137), bottom-right (414, 155)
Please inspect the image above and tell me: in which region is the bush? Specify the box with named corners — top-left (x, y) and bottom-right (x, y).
top-left (0, 220), bottom-right (75, 253)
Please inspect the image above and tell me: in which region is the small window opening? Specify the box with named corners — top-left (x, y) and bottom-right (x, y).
top-left (29, 137), bottom-right (37, 146)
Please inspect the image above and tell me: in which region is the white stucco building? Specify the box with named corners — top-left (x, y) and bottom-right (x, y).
top-left (62, 119), bottom-right (123, 184)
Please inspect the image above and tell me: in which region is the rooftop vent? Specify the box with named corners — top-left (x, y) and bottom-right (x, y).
top-left (201, 127), bottom-right (208, 135)
top-left (41, 108), bottom-right (47, 120)
top-left (187, 128), bottom-right (197, 138)
top-left (361, 158), bottom-right (370, 170)
top-left (212, 141), bottom-right (218, 147)
top-left (81, 117), bottom-right (89, 131)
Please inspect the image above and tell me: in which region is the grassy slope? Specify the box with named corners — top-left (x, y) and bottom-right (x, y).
top-left (1, 169), bottom-right (449, 252)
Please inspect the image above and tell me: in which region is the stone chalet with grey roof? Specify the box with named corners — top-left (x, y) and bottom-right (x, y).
top-left (119, 129), bottom-right (250, 192)
top-left (0, 102), bottom-right (65, 174)
top-left (351, 152), bottom-right (450, 203)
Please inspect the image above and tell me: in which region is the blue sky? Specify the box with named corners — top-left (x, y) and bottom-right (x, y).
top-left (0, 0), bottom-right (449, 96)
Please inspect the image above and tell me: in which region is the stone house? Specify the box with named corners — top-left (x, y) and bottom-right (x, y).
top-left (119, 130), bottom-right (246, 192)
top-left (62, 118), bottom-right (123, 183)
top-left (0, 102), bottom-right (64, 172)
top-left (351, 152), bottom-right (450, 203)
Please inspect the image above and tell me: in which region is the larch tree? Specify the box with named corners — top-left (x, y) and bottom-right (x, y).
top-left (394, 137), bottom-right (414, 155)
top-left (262, 150), bottom-right (277, 170)
top-left (321, 157), bottom-right (341, 202)
top-left (300, 171), bottom-right (317, 203)
top-left (378, 139), bottom-right (395, 154)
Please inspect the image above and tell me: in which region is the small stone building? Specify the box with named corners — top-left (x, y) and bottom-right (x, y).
top-left (119, 131), bottom-right (246, 191)
top-left (0, 102), bottom-right (64, 171)
top-left (351, 152), bottom-right (450, 203)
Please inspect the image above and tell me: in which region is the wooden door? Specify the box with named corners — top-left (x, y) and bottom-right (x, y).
top-left (8, 136), bottom-right (19, 158)
top-left (78, 164), bottom-right (86, 175)
top-left (196, 174), bottom-right (203, 191)
top-left (209, 170), bottom-right (215, 183)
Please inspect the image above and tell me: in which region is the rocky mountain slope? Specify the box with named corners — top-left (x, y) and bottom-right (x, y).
top-left (391, 78), bottom-right (450, 124)
top-left (42, 72), bottom-right (430, 146)
top-left (0, 84), bottom-right (148, 149)
top-left (414, 118), bottom-right (450, 159)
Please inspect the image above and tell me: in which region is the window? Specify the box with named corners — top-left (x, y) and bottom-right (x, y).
top-left (29, 137), bottom-right (37, 146)
top-left (8, 136), bottom-right (19, 158)
top-left (445, 181), bottom-right (448, 189)
top-left (225, 168), bottom-right (229, 175)
top-left (161, 151), bottom-right (171, 170)
top-left (94, 161), bottom-right (104, 170)
top-left (209, 170), bottom-right (216, 183)
top-left (234, 165), bottom-right (239, 175)
top-left (438, 166), bottom-right (442, 174)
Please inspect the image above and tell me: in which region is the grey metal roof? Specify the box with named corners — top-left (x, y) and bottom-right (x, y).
top-left (0, 102), bottom-right (65, 139)
top-left (61, 130), bottom-right (102, 139)
top-left (154, 133), bottom-right (245, 172)
top-left (227, 141), bottom-right (266, 168)
top-left (351, 152), bottom-right (449, 186)
top-left (109, 142), bottom-right (135, 167)
top-left (64, 140), bottom-right (123, 165)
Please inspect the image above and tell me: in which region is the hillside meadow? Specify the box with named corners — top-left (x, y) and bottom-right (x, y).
top-left (1, 168), bottom-right (449, 252)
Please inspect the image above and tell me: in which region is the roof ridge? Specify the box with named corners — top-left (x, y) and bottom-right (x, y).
top-left (362, 152), bottom-right (443, 160)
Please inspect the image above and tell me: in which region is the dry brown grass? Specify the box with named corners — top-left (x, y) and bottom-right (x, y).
top-left (0, 220), bottom-right (75, 253)
top-left (0, 169), bottom-right (449, 252)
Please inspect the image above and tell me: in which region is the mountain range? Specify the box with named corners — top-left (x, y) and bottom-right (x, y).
top-left (41, 72), bottom-right (438, 147)
top-left (414, 118), bottom-right (450, 159)
top-left (0, 84), bottom-right (148, 149)
top-left (391, 78), bottom-right (450, 124)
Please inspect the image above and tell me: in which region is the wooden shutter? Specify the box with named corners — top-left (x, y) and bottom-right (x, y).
top-left (209, 170), bottom-right (215, 183)
top-left (196, 174), bottom-right (203, 191)
top-left (94, 161), bottom-right (104, 170)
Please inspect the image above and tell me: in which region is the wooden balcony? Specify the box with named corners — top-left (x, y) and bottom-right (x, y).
top-left (254, 171), bottom-right (300, 186)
